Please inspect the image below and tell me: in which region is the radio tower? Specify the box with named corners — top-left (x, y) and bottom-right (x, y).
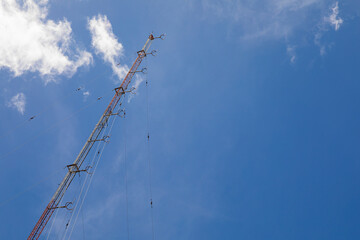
top-left (27, 33), bottom-right (163, 240)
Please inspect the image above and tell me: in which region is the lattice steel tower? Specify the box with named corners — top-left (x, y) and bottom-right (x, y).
top-left (27, 34), bottom-right (163, 240)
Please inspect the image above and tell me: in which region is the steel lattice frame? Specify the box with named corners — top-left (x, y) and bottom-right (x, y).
top-left (28, 35), bottom-right (155, 240)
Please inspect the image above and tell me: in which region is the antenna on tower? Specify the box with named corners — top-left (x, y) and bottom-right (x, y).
top-left (27, 33), bottom-right (164, 240)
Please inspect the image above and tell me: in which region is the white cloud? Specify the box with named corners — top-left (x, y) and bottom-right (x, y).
top-left (203, 0), bottom-right (347, 57)
top-left (7, 92), bottom-right (26, 114)
top-left (202, 0), bottom-right (324, 40)
top-left (286, 45), bottom-right (296, 63)
top-left (83, 90), bottom-right (90, 101)
top-left (88, 14), bottom-right (129, 82)
top-left (314, 2), bottom-right (343, 55)
top-left (0, 0), bottom-right (92, 82)
top-left (314, 32), bottom-right (327, 56)
top-left (132, 75), bottom-right (144, 91)
top-left (127, 75), bottom-right (144, 103)
top-left (326, 1), bottom-right (343, 31)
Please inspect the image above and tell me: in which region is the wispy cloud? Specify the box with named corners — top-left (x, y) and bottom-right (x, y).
top-left (202, 0), bottom-right (324, 40)
top-left (7, 92), bottom-right (26, 114)
top-left (127, 75), bottom-right (144, 103)
top-left (83, 90), bottom-right (90, 101)
top-left (202, 0), bottom-right (346, 58)
top-left (0, 0), bottom-right (92, 82)
top-left (88, 14), bottom-right (129, 82)
top-left (325, 1), bottom-right (343, 31)
top-left (315, 1), bottom-right (343, 56)
top-left (287, 45), bottom-right (297, 63)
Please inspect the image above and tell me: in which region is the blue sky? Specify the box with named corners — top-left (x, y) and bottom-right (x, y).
top-left (0, 0), bottom-right (360, 239)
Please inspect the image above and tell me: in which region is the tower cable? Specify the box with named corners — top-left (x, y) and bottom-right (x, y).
top-left (145, 57), bottom-right (155, 240)
top-left (123, 110), bottom-right (130, 240)
top-left (80, 176), bottom-right (86, 240)
top-left (66, 113), bottom-right (118, 240)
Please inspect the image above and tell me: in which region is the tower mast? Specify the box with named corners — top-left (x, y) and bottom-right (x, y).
top-left (28, 34), bottom-right (158, 240)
